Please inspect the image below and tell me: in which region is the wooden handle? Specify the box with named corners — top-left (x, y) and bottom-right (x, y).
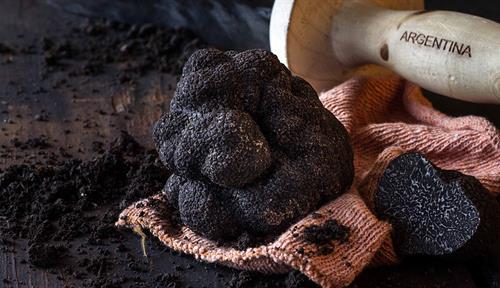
top-left (332, 1), bottom-right (500, 104)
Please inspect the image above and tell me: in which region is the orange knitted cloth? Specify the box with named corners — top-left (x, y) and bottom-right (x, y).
top-left (116, 77), bottom-right (500, 288)
top-left (321, 78), bottom-right (499, 201)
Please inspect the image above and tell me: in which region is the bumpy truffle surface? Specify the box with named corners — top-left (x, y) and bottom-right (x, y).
top-left (153, 49), bottom-right (354, 241)
top-left (375, 152), bottom-right (500, 260)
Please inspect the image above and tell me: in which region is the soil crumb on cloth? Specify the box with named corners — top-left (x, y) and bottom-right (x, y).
top-left (302, 219), bottom-right (350, 255)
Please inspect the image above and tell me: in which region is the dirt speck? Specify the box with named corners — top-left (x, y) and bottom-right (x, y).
top-left (302, 219), bottom-right (349, 255)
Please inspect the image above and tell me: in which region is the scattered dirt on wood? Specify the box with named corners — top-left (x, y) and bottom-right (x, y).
top-left (39, 18), bottom-right (207, 81)
top-left (9, 136), bottom-right (51, 150)
top-left (225, 270), bottom-right (319, 288)
top-left (0, 132), bottom-right (172, 286)
top-left (0, 131), bottom-right (320, 287)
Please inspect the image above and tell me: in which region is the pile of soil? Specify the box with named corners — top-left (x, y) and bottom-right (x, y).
top-left (0, 132), bottom-right (169, 285)
top-left (0, 131), bottom-right (321, 287)
top-left (0, 131), bottom-right (167, 242)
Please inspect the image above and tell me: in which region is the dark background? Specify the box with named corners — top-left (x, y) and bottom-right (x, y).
top-left (424, 0), bottom-right (500, 124)
top-left (48, 0), bottom-right (500, 49)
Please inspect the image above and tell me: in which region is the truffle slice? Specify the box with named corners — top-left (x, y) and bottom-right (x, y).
top-left (375, 152), bottom-right (500, 259)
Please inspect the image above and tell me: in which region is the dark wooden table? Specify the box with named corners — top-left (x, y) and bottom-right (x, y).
top-left (0, 1), bottom-right (497, 287)
top-left (0, 1), bottom-right (177, 169)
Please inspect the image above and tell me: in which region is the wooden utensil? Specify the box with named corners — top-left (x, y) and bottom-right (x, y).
top-left (270, 0), bottom-right (500, 104)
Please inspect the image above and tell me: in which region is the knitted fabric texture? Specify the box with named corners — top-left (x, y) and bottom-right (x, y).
top-left (116, 77), bottom-right (500, 288)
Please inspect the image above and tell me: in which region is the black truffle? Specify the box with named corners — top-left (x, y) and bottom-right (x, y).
top-left (375, 152), bottom-right (500, 260)
top-left (153, 49), bottom-right (354, 241)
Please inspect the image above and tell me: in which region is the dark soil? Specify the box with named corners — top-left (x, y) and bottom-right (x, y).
top-left (0, 132), bottom-right (173, 286)
top-left (0, 131), bottom-right (321, 287)
top-left (0, 131), bottom-right (168, 252)
top-left (0, 42), bottom-right (16, 54)
top-left (225, 270), bottom-right (319, 288)
top-left (39, 18), bottom-right (207, 81)
top-left (303, 220), bottom-right (349, 255)
top-left (27, 243), bottom-right (67, 268)
top-left (9, 136), bottom-right (51, 150)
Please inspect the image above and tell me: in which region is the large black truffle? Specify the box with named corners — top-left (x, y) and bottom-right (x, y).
top-left (153, 49), bottom-right (354, 241)
top-left (375, 152), bottom-right (500, 260)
